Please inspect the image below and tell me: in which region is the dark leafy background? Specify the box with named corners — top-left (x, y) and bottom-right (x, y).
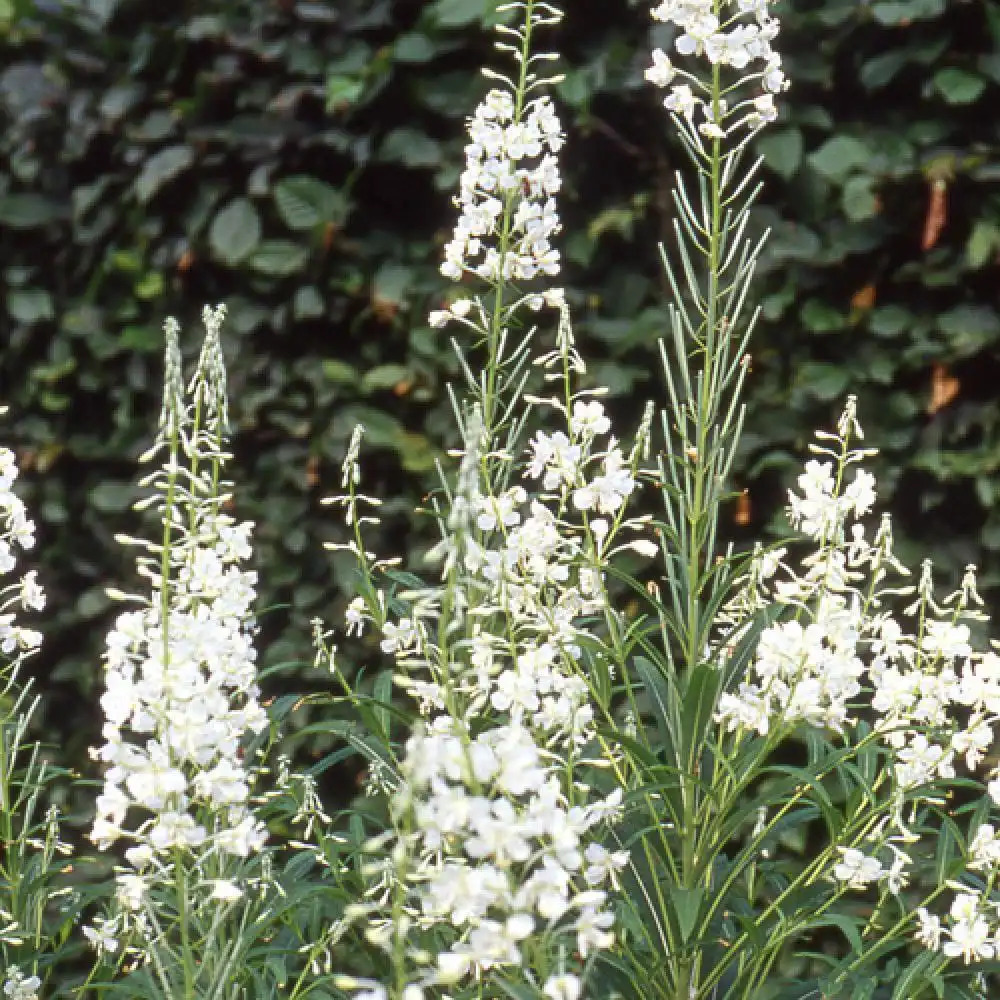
top-left (1, 0), bottom-right (998, 791)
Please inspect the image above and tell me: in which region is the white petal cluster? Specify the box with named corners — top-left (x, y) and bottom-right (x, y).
top-left (936, 892), bottom-right (996, 964)
top-left (646, 0), bottom-right (787, 135)
top-left (2, 968), bottom-right (41, 1000)
top-left (714, 397), bottom-right (1000, 965)
top-left (439, 88), bottom-right (563, 286)
top-left (334, 8), bottom-right (642, 994)
top-left (338, 381), bottom-right (645, 995)
top-left (0, 442), bottom-right (44, 657)
top-left (380, 397), bottom-right (635, 987)
top-left (91, 308), bottom-right (266, 863)
top-left (832, 848), bottom-right (884, 889)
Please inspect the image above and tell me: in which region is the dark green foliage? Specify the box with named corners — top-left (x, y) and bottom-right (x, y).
top-left (0, 0), bottom-right (998, 774)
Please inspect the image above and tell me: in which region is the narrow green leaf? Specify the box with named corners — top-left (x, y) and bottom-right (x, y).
top-left (633, 654), bottom-right (680, 759)
top-left (680, 662), bottom-right (721, 774)
top-left (373, 670), bottom-right (393, 741)
top-left (669, 886), bottom-right (704, 944)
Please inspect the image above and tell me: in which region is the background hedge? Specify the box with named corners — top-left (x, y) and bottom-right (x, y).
top-left (1, 0), bottom-right (999, 774)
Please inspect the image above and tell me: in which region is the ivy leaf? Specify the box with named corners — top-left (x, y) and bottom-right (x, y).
top-left (966, 220), bottom-right (1000, 269)
top-left (842, 175), bottom-right (879, 221)
top-left (135, 145), bottom-right (195, 203)
top-left (859, 50), bottom-right (908, 90)
top-left (394, 32), bottom-right (437, 63)
top-left (326, 75), bottom-right (364, 112)
top-left (757, 127), bottom-right (803, 180)
top-left (293, 286), bottom-right (324, 319)
top-left (251, 240), bottom-right (309, 276)
top-left (932, 67), bottom-right (986, 105)
top-left (869, 306), bottom-right (912, 338)
top-left (872, 0), bottom-right (945, 25)
top-left (0, 193), bottom-right (66, 228)
top-left (379, 129), bottom-right (442, 168)
top-left (802, 300), bottom-right (846, 334)
top-left (209, 198), bottom-right (262, 266)
top-left (938, 304), bottom-right (1000, 354)
top-left (794, 361), bottom-right (851, 402)
top-left (430, 0), bottom-right (488, 27)
top-left (7, 288), bottom-right (54, 324)
top-left (274, 176), bottom-right (347, 231)
top-left (808, 136), bottom-right (871, 182)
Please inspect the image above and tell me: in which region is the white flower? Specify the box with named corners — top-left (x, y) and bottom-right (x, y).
top-left (649, 0), bottom-right (786, 132)
top-left (209, 879), bottom-right (243, 902)
top-left (442, 91), bottom-right (563, 284)
top-left (916, 907), bottom-right (942, 950)
top-left (83, 916), bottom-right (120, 954)
top-left (664, 84), bottom-right (697, 121)
top-left (19, 571), bottom-right (44, 611)
top-left (944, 914), bottom-right (994, 963)
top-left (381, 618), bottom-right (418, 655)
top-left (969, 824), bottom-right (1000, 870)
top-left (115, 873), bottom-right (148, 910)
top-left (544, 974), bottom-right (582, 1000)
top-left (570, 400), bottom-right (611, 439)
top-left (833, 848), bottom-right (884, 889)
top-left (645, 48), bottom-right (675, 87)
top-left (574, 892), bottom-right (615, 957)
top-left (3, 969), bottom-right (41, 1000)
top-left (675, 10), bottom-right (719, 57)
top-left (921, 621), bottom-right (971, 662)
top-left (953, 718), bottom-right (993, 770)
top-left (345, 596), bottom-right (367, 636)
top-left (896, 734), bottom-right (953, 789)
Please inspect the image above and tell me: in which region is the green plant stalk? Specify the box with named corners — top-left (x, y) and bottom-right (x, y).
top-left (174, 849), bottom-right (196, 997)
top-left (673, 42), bottom-right (727, 1000)
top-left (482, 0), bottom-right (538, 438)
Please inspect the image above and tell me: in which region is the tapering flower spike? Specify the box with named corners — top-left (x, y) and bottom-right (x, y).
top-left (91, 307), bottom-right (266, 866)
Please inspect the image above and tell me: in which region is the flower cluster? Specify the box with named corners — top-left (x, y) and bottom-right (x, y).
top-left (332, 10), bottom-right (649, 989)
top-left (2, 968), bottom-right (40, 1000)
top-left (916, 883), bottom-right (1000, 964)
top-left (343, 375), bottom-right (643, 993)
top-left (714, 397), bottom-right (1000, 962)
top-left (645, 0), bottom-right (787, 136)
top-left (1, 434), bottom-right (44, 657)
top-left (437, 4), bottom-right (564, 287)
top-left (90, 307), bottom-right (266, 867)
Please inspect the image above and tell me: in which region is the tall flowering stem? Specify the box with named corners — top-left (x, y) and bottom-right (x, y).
top-left (637, 3), bottom-right (786, 998)
top-left (646, 0), bottom-right (785, 674)
top-left (623, 5), bottom-right (1000, 999)
top-left (0, 418), bottom-right (69, 995)
top-left (89, 307), bottom-right (267, 996)
top-left (328, 5), bottom-right (651, 1000)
